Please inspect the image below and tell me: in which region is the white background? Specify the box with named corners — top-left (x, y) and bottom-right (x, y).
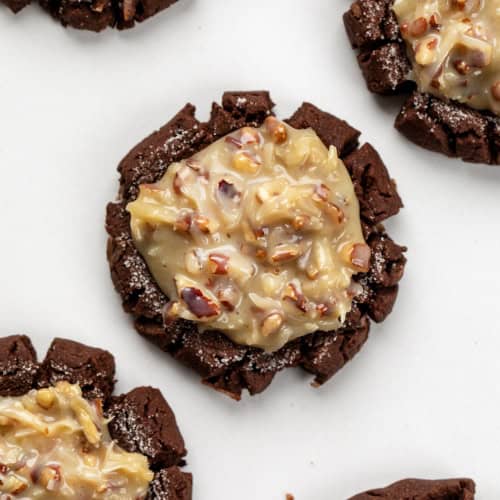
top-left (1, 1), bottom-right (499, 498)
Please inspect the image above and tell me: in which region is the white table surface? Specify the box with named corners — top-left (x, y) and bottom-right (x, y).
top-left (1, 1), bottom-right (499, 498)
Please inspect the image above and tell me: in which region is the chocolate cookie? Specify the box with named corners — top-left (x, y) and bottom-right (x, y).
top-left (0, 0), bottom-right (177, 31)
top-left (349, 477), bottom-right (476, 500)
top-left (343, 0), bottom-right (500, 165)
top-left (0, 334), bottom-right (192, 499)
top-left (106, 90), bottom-right (406, 400)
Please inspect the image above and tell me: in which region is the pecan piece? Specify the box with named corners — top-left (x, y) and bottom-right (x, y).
top-left (261, 312), bottom-right (284, 337)
top-left (270, 245), bottom-right (300, 263)
top-left (208, 253), bottom-right (229, 275)
top-left (218, 179), bottom-right (241, 201)
top-left (181, 287), bottom-right (220, 318)
top-left (264, 116), bottom-right (287, 144)
top-left (283, 283), bottom-right (307, 312)
top-left (349, 243), bottom-right (371, 272)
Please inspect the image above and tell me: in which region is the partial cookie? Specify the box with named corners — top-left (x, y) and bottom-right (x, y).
top-left (1, 0), bottom-right (177, 31)
top-left (147, 466), bottom-right (193, 500)
top-left (0, 334), bottom-right (38, 396)
top-left (349, 477), bottom-right (476, 500)
top-left (106, 90), bottom-right (406, 400)
top-left (0, 335), bottom-right (190, 499)
top-left (107, 386), bottom-right (186, 470)
top-left (344, 0), bottom-right (500, 165)
top-left (37, 337), bottom-right (115, 401)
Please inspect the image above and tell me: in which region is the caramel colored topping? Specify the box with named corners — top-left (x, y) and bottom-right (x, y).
top-left (394, 0), bottom-right (500, 115)
top-left (128, 122), bottom-right (368, 352)
top-left (0, 382), bottom-right (153, 499)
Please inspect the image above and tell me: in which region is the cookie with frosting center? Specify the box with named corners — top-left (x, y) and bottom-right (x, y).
top-left (344, 0), bottom-right (500, 165)
top-left (106, 90), bottom-right (407, 400)
top-left (0, 335), bottom-right (192, 500)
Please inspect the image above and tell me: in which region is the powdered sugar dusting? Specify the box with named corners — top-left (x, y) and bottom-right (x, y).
top-left (235, 97), bottom-right (247, 108)
top-left (1, 360), bottom-right (37, 378)
top-left (115, 233), bottom-right (165, 314)
top-left (110, 402), bottom-right (155, 458)
top-left (379, 43), bottom-right (411, 90)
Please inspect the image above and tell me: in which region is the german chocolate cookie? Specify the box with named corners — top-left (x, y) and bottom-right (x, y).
top-left (0, 0), bottom-right (177, 31)
top-left (344, 0), bottom-right (500, 165)
top-left (106, 90), bottom-right (406, 400)
top-left (349, 477), bottom-right (476, 500)
top-left (0, 334), bottom-right (192, 500)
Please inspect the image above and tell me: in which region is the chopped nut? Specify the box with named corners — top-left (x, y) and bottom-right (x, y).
top-left (36, 465), bottom-right (61, 491)
top-left (415, 39), bottom-right (438, 65)
top-left (256, 249), bottom-right (267, 260)
top-left (261, 312), bottom-right (284, 337)
top-left (232, 151), bottom-right (261, 173)
top-left (429, 12), bottom-right (441, 29)
top-left (181, 287), bottom-right (220, 318)
top-left (3, 475), bottom-right (28, 494)
top-left (218, 179), bottom-right (241, 201)
top-left (225, 135), bottom-right (243, 149)
top-left (163, 300), bottom-right (181, 323)
top-left (468, 46), bottom-right (492, 68)
top-left (453, 59), bottom-right (470, 75)
top-left (264, 116), bottom-right (287, 144)
top-left (216, 287), bottom-right (239, 311)
top-left (292, 214), bottom-right (310, 230)
top-left (316, 303), bottom-right (330, 317)
top-left (409, 17), bottom-right (428, 37)
top-left (324, 202), bottom-right (345, 224)
top-left (185, 159), bottom-right (204, 173)
top-left (185, 250), bottom-right (203, 275)
top-left (306, 265), bottom-right (319, 280)
top-left (192, 214), bottom-right (217, 234)
top-left (283, 283), bottom-right (307, 312)
top-left (173, 164), bottom-right (199, 195)
top-left (312, 183), bottom-right (330, 202)
top-left (270, 244), bottom-right (300, 263)
top-left (239, 127), bottom-right (261, 145)
top-left (347, 243), bottom-right (372, 272)
top-left (208, 253), bottom-right (229, 275)
top-left (173, 213), bottom-right (192, 233)
top-left (36, 388), bottom-right (55, 409)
